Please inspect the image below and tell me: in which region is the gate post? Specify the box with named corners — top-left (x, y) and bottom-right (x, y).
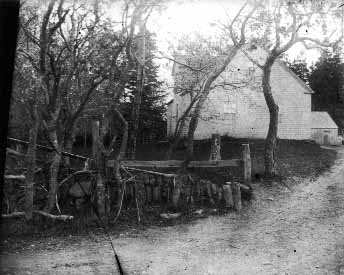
top-left (242, 143), bottom-right (251, 186)
top-left (209, 134), bottom-right (221, 161)
top-left (92, 120), bottom-right (106, 216)
top-left (231, 182), bottom-right (242, 211)
top-left (223, 183), bottom-right (234, 208)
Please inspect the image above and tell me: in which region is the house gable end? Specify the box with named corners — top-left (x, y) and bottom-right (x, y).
top-left (276, 58), bottom-right (314, 94)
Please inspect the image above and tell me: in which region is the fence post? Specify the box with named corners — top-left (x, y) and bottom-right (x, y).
top-left (209, 134), bottom-right (221, 161)
top-left (231, 182), bottom-right (242, 211)
top-left (91, 120), bottom-right (106, 216)
top-left (242, 143), bottom-right (251, 186)
top-left (16, 143), bottom-right (24, 154)
top-left (223, 183), bottom-right (234, 208)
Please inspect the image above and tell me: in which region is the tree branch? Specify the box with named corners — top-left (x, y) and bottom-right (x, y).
top-left (2, 210), bottom-right (73, 221)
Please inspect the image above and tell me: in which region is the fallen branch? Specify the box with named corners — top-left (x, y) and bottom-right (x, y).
top-left (112, 177), bottom-right (134, 224)
top-left (122, 167), bottom-right (177, 178)
top-left (6, 147), bottom-right (26, 158)
top-left (4, 175), bottom-right (26, 180)
top-left (2, 210), bottom-right (73, 221)
top-left (59, 170), bottom-right (97, 187)
top-left (6, 147), bottom-right (46, 163)
top-left (7, 137), bottom-right (89, 161)
top-left (1, 212), bottom-right (24, 218)
top-left (34, 210), bottom-right (73, 221)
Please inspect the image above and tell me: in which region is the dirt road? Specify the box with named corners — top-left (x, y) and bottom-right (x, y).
top-left (1, 147), bottom-right (344, 275)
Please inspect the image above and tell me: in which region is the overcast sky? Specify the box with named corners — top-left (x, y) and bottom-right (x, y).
top-left (147, 0), bottom-right (327, 84)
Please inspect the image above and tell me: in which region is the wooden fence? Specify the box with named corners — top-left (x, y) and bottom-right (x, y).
top-left (5, 135), bottom-right (252, 217)
top-left (103, 137), bottom-right (252, 211)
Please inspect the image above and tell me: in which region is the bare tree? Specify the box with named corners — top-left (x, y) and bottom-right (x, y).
top-left (179, 1), bottom-right (259, 165)
top-left (242, 0), bottom-right (343, 177)
top-left (165, 47), bottom-right (212, 159)
top-left (16, 0), bottom-right (151, 213)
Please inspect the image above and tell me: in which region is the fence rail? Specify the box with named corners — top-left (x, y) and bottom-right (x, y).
top-left (107, 159), bottom-right (241, 168)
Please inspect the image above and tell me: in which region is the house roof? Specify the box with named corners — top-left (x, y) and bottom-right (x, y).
top-left (277, 59), bottom-right (314, 94)
top-left (259, 47), bottom-right (314, 94)
top-left (310, 112), bottom-right (338, 129)
top-left (171, 46), bottom-right (315, 95)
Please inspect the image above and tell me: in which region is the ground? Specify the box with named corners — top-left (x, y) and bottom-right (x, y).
top-left (1, 146), bottom-right (343, 275)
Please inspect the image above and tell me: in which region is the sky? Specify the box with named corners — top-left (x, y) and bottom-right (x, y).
top-left (147, 0), bottom-right (327, 84)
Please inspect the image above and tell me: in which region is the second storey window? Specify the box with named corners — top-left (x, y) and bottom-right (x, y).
top-left (223, 96), bottom-right (236, 114)
top-left (246, 66), bottom-right (255, 80)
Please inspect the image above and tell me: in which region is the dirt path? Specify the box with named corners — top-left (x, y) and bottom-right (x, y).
top-left (1, 147), bottom-right (344, 275)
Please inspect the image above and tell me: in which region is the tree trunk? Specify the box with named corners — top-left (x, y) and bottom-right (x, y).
top-left (63, 131), bottom-right (75, 167)
top-left (262, 55), bottom-right (279, 177)
top-left (46, 150), bottom-right (62, 212)
top-left (184, 46), bottom-right (240, 165)
top-left (185, 93), bottom-right (207, 163)
top-left (128, 19), bottom-right (145, 160)
top-left (165, 116), bottom-right (188, 159)
top-left (24, 106), bottom-right (39, 220)
top-left (114, 109), bottom-right (128, 210)
top-left (165, 98), bottom-right (196, 160)
top-left (46, 128), bottom-right (62, 212)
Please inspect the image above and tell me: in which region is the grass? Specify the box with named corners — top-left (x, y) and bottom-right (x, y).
top-left (133, 137), bottom-right (338, 179)
top-left (71, 137), bottom-right (337, 179)
top-left (1, 137), bottom-right (337, 244)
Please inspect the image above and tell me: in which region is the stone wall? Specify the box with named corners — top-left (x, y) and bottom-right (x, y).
top-left (120, 166), bottom-right (243, 208)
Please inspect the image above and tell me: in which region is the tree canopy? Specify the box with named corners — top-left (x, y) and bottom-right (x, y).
top-left (310, 52), bottom-right (344, 127)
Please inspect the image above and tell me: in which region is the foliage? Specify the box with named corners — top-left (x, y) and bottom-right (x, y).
top-left (310, 52), bottom-right (344, 126)
top-left (239, 0), bottom-right (343, 177)
top-left (122, 32), bottom-right (167, 143)
top-left (9, 0), bottom-right (166, 213)
top-left (285, 59), bottom-right (310, 84)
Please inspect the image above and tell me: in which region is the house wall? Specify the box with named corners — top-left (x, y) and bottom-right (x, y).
top-left (169, 48), bottom-right (312, 140)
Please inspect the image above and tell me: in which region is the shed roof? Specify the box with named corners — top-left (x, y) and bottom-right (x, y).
top-left (310, 112), bottom-right (338, 129)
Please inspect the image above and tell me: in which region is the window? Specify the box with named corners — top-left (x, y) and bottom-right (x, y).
top-left (278, 113), bottom-right (283, 123)
top-left (223, 96), bottom-right (236, 114)
top-left (247, 66), bottom-right (255, 80)
top-left (253, 75), bottom-right (263, 92)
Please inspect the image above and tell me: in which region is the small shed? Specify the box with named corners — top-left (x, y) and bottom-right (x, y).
top-left (310, 112), bottom-right (339, 145)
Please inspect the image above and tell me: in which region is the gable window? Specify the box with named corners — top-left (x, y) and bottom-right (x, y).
top-left (247, 66), bottom-right (255, 80)
top-left (223, 96), bottom-right (236, 114)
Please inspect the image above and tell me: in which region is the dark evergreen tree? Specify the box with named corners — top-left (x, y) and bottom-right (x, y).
top-left (309, 52), bottom-right (344, 127)
top-left (122, 31), bottom-right (167, 144)
top-left (286, 59), bottom-right (310, 84)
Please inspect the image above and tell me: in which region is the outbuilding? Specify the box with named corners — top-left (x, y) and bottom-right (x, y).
top-left (310, 112), bottom-right (340, 145)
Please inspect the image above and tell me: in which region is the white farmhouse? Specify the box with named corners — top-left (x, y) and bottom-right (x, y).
top-left (167, 46), bottom-right (341, 145)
